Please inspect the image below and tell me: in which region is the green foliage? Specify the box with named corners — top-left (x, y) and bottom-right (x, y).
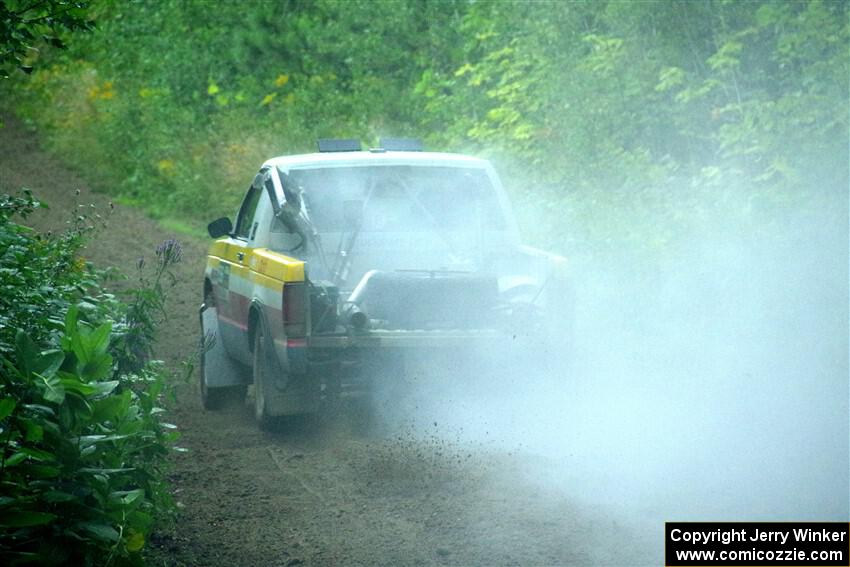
top-left (0, 0), bottom-right (95, 77)
top-left (2, 0), bottom-right (847, 264)
top-left (0, 190), bottom-right (93, 357)
top-left (112, 239), bottom-right (183, 376)
top-left (0, 192), bottom-right (179, 565)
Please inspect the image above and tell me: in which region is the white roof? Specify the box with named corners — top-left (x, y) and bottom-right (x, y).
top-left (264, 151), bottom-right (491, 171)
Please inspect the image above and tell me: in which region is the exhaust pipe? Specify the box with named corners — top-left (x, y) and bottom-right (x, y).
top-left (345, 305), bottom-right (369, 330)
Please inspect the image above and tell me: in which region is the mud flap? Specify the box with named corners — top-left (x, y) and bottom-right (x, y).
top-left (200, 304), bottom-right (247, 388)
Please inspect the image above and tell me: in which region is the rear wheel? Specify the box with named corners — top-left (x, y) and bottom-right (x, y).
top-left (253, 317), bottom-right (321, 430)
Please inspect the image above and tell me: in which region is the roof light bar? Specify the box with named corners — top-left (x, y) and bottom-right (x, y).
top-left (380, 138), bottom-right (424, 152)
top-left (317, 138), bottom-right (361, 153)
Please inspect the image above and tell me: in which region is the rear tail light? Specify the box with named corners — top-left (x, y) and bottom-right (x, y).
top-left (282, 282), bottom-right (307, 337)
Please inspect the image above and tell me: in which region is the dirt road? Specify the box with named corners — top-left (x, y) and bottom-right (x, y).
top-left (1, 117), bottom-right (650, 566)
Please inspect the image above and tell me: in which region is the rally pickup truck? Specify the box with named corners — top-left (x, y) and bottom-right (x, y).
top-left (200, 138), bottom-right (572, 427)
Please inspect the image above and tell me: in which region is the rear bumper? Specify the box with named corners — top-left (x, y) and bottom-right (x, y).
top-left (284, 328), bottom-right (550, 377)
top-left (308, 328), bottom-right (502, 349)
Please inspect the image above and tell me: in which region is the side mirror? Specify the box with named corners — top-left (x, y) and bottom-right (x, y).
top-left (343, 200), bottom-right (363, 228)
top-left (207, 217), bottom-right (232, 238)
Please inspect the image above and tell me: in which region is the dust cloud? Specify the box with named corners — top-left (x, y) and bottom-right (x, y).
top-left (364, 184), bottom-right (848, 552)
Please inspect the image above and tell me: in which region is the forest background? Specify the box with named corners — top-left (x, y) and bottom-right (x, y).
top-left (3, 0), bottom-right (847, 269)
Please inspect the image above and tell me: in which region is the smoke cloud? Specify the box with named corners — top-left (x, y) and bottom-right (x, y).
top-left (363, 184), bottom-right (848, 560)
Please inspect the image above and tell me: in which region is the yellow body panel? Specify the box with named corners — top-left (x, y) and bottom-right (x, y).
top-left (249, 248), bottom-right (305, 282)
top-left (207, 240), bottom-right (305, 291)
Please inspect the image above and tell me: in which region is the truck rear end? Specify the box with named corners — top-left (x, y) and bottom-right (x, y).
top-left (201, 139), bottom-right (572, 426)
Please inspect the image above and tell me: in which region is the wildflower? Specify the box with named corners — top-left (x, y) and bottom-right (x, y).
top-left (155, 239), bottom-right (183, 267)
